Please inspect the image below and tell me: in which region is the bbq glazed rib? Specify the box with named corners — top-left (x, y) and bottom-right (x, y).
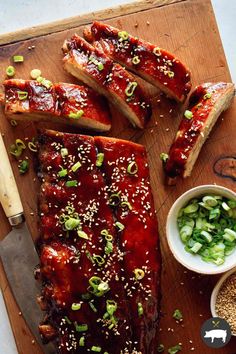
top-left (2, 79), bottom-right (111, 132)
top-left (84, 21), bottom-right (191, 103)
top-left (37, 129), bottom-right (161, 353)
top-left (62, 34), bottom-right (152, 129)
top-left (163, 82), bottom-right (235, 184)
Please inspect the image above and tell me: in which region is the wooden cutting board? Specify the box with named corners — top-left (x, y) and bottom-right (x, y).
top-left (0, 0), bottom-right (236, 353)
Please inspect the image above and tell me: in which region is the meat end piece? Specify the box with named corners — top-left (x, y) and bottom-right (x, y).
top-left (163, 82), bottom-right (235, 184)
top-left (62, 34), bottom-right (152, 129)
top-left (84, 21), bottom-right (191, 102)
top-left (3, 79), bottom-right (111, 132)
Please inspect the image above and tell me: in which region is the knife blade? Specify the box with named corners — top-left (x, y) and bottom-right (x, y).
top-left (0, 134), bottom-right (54, 354)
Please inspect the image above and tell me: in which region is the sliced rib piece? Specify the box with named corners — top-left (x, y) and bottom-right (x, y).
top-left (84, 21), bottom-right (191, 102)
top-left (95, 136), bottom-right (161, 354)
top-left (38, 130), bottom-right (133, 353)
top-left (163, 82), bottom-right (235, 184)
top-left (3, 79), bottom-right (111, 131)
top-left (62, 34), bottom-right (152, 129)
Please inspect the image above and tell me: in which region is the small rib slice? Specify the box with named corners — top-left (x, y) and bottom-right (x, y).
top-left (164, 82), bottom-right (235, 184)
top-left (84, 21), bottom-right (192, 102)
top-left (3, 79), bottom-right (111, 132)
top-left (62, 34), bottom-right (152, 129)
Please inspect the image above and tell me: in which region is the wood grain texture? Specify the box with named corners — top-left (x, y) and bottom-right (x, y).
top-left (0, 0), bottom-right (184, 46)
top-left (0, 0), bottom-right (236, 353)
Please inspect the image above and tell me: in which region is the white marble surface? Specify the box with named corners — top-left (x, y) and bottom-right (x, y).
top-left (0, 1), bottom-right (235, 353)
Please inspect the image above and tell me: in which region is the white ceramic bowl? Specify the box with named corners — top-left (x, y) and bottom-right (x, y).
top-left (166, 185), bottom-right (236, 274)
top-left (210, 267), bottom-right (236, 335)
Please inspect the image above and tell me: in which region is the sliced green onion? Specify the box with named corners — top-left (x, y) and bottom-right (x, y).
top-left (13, 55), bottom-right (24, 63)
top-left (184, 110), bottom-right (193, 119)
top-left (58, 168), bottom-right (67, 178)
top-left (109, 192), bottom-right (121, 206)
top-left (153, 47), bottom-right (162, 56)
top-left (105, 234), bottom-right (113, 242)
top-left (96, 153), bottom-right (104, 167)
top-left (157, 344), bottom-right (165, 352)
top-left (81, 292), bottom-right (92, 300)
top-left (184, 203), bottom-right (198, 214)
top-left (28, 141), bottom-right (37, 152)
top-left (60, 148), bottom-right (68, 157)
top-left (64, 316), bottom-right (72, 324)
top-left (6, 65), bottom-right (15, 77)
top-left (168, 71), bottom-right (175, 78)
top-left (224, 228), bottom-right (236, 239)
top-left (72, 161), bottom-right (82, 172)
top-left (125, 82), bottom-right (138, 97)
top-left (200, 230), bottom-right (212, 243)
top-left (115, 221), bottom-right (125, 231)
top-left (173, 309), bottom-right (183, 320)
top-left (91, 346), bottom-right (102, 352)
top-left (19, 160), bottom-right (29, 174)
top-left (118, 31), bottom-right (129, 40)
top-left (17, 91), bottom-right (28, 100)
top-left (71, 303), bottom-right (82, 311)
top-left (89, 301), bottom-right (97, 313)
top-left (137, 302), bottom-right (144, 317)
top-left (121, 201), bottom-right (132, 210)
top-left (160, 153), bottom-right (169, 162)
top-left (101, 229), bottom-right (109, 236)
top-left (132, 56), bottom-right (140, 65)
top-left (222, 202), bottom-right (230, 211)
top-left (105, 241), bottom-right (113, 254)
top-left (65, 180), bottom-right (78, 187)
top-left (77, 230), bottom-right (89, 239)
top-left (97, 62), bottom-right (104, 71)
top-left (75, 323), bottom-right (88, 332)
top-left (88, 276), bottom-right (110, 297)
top-left (133, 268), bottom-right (145, 280)
top-left (10, 119), bottom-right (18, 127)
top-left (127, 161), bottom-right (138, 175)
top-left (79, 336), bottom-right (85, 346)
top-left (36, 76), bottom-right (52, 89)
top-left (30, 68), bottom-right (42, 79)
top-left (93, 254), bottom-right (105, 266)
top-left (64, 217), bottom-right (80, 230)
top-left (106, 300), bottom-right (117, 316)
top-left (202, 196), bottom-right (218, 207)
top-left (168, 344), bottom-right (182, 354)
top-left (203, 92), bottom-right (212, 100)
top-left (190, 242), bottom-right (202, 253)
top-left (69, 110), bottom-right (84, 119)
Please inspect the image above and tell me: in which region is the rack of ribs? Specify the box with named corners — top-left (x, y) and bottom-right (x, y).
top-left (2, 79), bottom-right (111, 132)
top-left (163, 82), bottom-right (235, 184)
top-left (62, 34), bottom-right (152, 129)
top-left (84, 21), bottom-right (191, 102)
top-left (37, 129), bottom-right (161, 353)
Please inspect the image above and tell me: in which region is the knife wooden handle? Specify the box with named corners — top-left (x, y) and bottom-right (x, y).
top-left (0, 134), bottom-right (23, 222)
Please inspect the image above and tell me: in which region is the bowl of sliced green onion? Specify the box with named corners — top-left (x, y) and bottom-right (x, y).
top-left (166, 185), bottom-right (236, 274)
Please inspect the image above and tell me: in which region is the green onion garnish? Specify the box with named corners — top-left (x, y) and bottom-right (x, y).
top-left (79, 336), bottom-right (85, 346)
top-left (101, 229), bottom-right (109, 236)
top-left (109, 192), bottom-right (121, 207)
top-left (115, 221), bottom-right (125, 231)
top-left (10, 139), bottom-right (26, 158)
top-left (168, 71), bottom-right (175, 78)
top-left (97, 62), bottom-right (104, 71)
top-left (36, 76), bottom-right (52, 89)
top-left (168, 344), bottom-right (182, 354)
top-left (60, 148), bottom-right (68, 157)
top-left (133, 268), bottom-right (145, 280)
top-left (15, 139), bottom-right (26, 149)
top-left (96, 153), bottom-right (104, 167)
top-left (64, 316), bottom-right (72, 325)
top-left (153, 47), bottom-right (162, 56)
top-left (19, 160), bottom-right (29, 174)
top-left (6, 65), bottom-right (15, 77)
top-left (127, 161), bottom-right (138, 175)
top-left (125, 82), bottom-right (138, 97)
top-left (64, 217), bottom-right (80, 230)
top-left (132, 56), bottom-right (140, 65)
top-left (173, 309), bottom-right (183, 321)
top-left (203, 92), bottom-right (212, 100)
top-left (65, 180), bottom-right (78, 187)
top-left (105, 241), bottom-right (113, 255)
top-left (17, 91), bottom-right (28, 100)
top-left (10, 119), bottom-right (17, 127)
top-left (13, 55), bottom-right (24, 63)
top-left (75, 323), bottom-right (88, 332)
top-left (58, 168), bottom-right (68, 178)
top-left (89, 301), bottom-right (98, 313)
top-left (160, 152), bottom-right (169, 163)
top-left (88, 276), bottom-right (110, 297)
top-left (184, 110), bottom-right (193, 119)
top-left (157, 344), bottom-right (165, 352)
top-left (91, 346), bottom-right (102, 352)
top-left (93, 254), bottom-right (105, 266)
top-left (77, 230), bottom-right (89, 240)
top-left (137, 302), bottom-right (144, 317)
top-left (118, 30), bottom-right (129, 40)
top-left (69, 110), bottom-right (84, 119)
top-left (121, 201), bottom-right (132, 210)
top-left (72, 161), bottom-right (82, 172)
top-left (30, 68), bottom-right (42, 79)
top-left (106, 300), bottom-right (117, 316)
top-left (71, 303), bottom-right (82, 311)
top-left (28, 141), bottom-right (37, 152)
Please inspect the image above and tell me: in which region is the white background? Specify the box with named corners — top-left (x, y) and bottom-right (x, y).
top-left (0, 0), bottom-right (235, 353)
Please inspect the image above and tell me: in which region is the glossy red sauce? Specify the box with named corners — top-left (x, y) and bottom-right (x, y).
top-left (164, 82), bottom-right (230, 178)
top-left (86, 21), bottom-right (191, 102)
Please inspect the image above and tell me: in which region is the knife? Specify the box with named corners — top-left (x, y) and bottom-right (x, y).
top-left (0, 133), bottom-right (54, 354)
